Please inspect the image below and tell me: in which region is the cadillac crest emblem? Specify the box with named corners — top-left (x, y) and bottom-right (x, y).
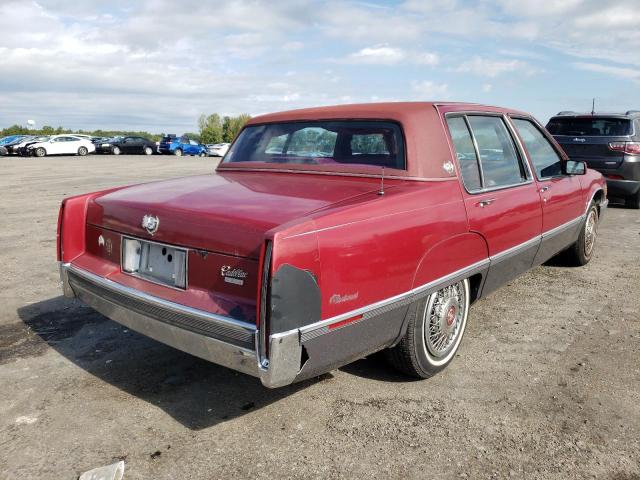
top-left (141, 214), bottom-right (159, 235)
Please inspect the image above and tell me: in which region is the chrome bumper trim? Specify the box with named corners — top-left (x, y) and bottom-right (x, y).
top-left (60, 263), bottom-right (302, 387)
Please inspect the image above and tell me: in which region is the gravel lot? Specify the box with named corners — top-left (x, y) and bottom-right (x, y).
top-left (0, 155), bottom-right (639, 479)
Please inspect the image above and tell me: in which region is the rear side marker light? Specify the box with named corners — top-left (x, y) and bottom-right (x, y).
top-left (328, 314), bottom-right (363, 330)
top-left (605, 174), bottom-right (624, 180)
top-left (608, 142), bottom-right (640, 155)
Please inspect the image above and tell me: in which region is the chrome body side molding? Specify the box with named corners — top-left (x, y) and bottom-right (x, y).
top-left (60, 208), bottom-right (600, 388)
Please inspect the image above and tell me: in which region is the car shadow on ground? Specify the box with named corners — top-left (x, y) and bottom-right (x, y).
top-left (16, 296), bottom-right (327, 430)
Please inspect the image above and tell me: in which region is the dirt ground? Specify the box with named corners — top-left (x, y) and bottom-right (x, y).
top-left (0, 155), bottom-right (638, 480)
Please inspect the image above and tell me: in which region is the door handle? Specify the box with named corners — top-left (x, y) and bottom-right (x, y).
top-left (476, 199), bottom-right (496, 208)
top-left (540, 186), bottom-right (551, 193)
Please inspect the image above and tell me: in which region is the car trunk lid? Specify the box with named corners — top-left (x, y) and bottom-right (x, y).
top-left (86, 171), bottom-right (383, 259)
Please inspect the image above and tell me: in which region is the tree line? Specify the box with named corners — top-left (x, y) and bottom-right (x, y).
top-left (1, 112), bottom-right (252, 144)
top-left (198, 113), bottom-right (251, 144)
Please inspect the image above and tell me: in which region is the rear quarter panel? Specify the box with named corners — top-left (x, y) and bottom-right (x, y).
top-left (281, 180), bottom-right (488, 321)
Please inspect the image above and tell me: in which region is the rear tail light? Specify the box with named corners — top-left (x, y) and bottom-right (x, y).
top-left (258, 241), bottom-right (273, 366)
top-left (604, 174), bottom-right (624, 180)
top-left (608, 142), bottom-right (640, 155)
top-left (56, 201), bottom-right (65, 261)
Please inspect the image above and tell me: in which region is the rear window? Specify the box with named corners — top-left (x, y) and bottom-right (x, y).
top-left (546, 117), bottom-right (632, 136)
top-left (224, 121), bottom-right (406, 170)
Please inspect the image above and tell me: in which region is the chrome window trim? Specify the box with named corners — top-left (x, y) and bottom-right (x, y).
top-left (216, 166), bottom-right (457, 182)
top-left (65, 263), bottom-right (256, 335)
top-left (444, 111), bottom-right (534, 195)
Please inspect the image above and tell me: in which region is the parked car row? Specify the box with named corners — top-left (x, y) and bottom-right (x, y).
top-left (0, 134), bottom-right (96, 156)
top-left (0, 133), bottom-right (230, 158)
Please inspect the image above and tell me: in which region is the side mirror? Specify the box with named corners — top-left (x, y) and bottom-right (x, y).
top-left (564, 160), bottom-right (586, 175)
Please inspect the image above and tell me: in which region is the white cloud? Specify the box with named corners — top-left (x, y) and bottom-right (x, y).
top-left (1, 0), bottom-right (639, 132)
top-left (411, 81), bottom-right (449, 99)
top-left (574, 62), bottom-right (640, 82)
top-left (347, 46), bottom-right (438, 66)
top-left (457, 57), bottom-right (539, 78)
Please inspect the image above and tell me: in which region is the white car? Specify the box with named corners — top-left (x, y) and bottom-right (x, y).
top-left (206, 143), bottom-right (230, 157)
top-left (8, 135), bottom-right (50, 155)
top-left (27, 135), bottom-right (96, 157)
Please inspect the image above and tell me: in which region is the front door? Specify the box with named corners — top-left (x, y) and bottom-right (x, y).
top-left (445, 114), bottom-right (543, 295)
top-left (510, 117), bottom-right (586, 264)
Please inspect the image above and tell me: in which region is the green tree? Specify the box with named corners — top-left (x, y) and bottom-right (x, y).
top-left (222, 113), bottom-right (251, 143)
top-left (198, 113), bottom-right (223, 144)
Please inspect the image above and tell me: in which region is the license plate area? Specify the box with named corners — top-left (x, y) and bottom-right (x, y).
top-left (121, 236), bottom-right (187, 289)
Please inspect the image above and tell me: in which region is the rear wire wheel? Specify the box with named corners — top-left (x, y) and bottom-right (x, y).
top-left (386, 278), bottom-right (470, 378)
top-left (564, 202), bottom-right (599, 266)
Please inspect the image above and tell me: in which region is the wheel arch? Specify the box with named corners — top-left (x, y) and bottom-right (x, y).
top-left (389, 232), bottom-right (490, 346)
top-left (411, 232), bottom-right (489, 292)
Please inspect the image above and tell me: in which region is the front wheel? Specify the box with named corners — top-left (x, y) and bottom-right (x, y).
top-left (77, 146), bottom-right (88, 156)
top-left (34, 147), bottom-right (46, 157)
top-left (625, 191), bottom-right (640, 209)
top-left (564, 202), bottom-right (599, 266)
top-left (386, 278), bottom-right (470, 378)
top-left (174, 148), bottom-right (183, 157)
top-left (112, 146), bottom-right (121, 155)
top-left (144, 146), bottom-right (153, 155)
top-left (199, 151), bottom-right (206, 157)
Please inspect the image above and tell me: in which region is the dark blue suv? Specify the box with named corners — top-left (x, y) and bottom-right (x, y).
top-left (547, 111), bottom-right (640, 208)
top-left (158, 134), bottom-right (207, 157)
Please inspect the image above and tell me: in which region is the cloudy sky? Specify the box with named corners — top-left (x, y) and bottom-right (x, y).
top-left (1, 0), bottom-right (639, 133)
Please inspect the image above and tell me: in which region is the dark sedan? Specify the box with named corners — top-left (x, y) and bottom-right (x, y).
top-left (97, 136), bottom-right (157, 155)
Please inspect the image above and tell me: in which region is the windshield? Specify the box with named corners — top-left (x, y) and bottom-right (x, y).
top-left (224, 120), bottom-right (406, 170)
top-left (547, 117), bottom-right (632, 136)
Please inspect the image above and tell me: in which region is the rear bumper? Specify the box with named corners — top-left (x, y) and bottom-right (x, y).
top-left (606, 178), bottom-right (640, 197)
top-left (60, 263), bottom-right (301, 388)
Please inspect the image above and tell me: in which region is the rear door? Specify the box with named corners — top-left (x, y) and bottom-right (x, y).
top-left (511, 117), bottom-right (586, 264)
top-left (47, 137), bottom-right (64, 154)
top-left (130, 137), bottom-right (144, 153)
top-left (120, 137), bottom-right (132, 153)
top-left (445, 113), bottom-right (543, 295)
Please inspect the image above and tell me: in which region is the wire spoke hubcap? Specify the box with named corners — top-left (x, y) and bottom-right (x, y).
top-left (584, 210), bottom-right (597, 256)
top-left (424, 283), bottom-right (466, 359)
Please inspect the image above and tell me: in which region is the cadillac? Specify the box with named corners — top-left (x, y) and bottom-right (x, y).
top-left (58, 102), bottom-right (607, 388)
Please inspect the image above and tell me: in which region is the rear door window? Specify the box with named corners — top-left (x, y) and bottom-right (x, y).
top-left (446, 116), bottom-right (482, 191)
top-left (466, 116), bottom-right (528, 188)
top-left (512, 118), bottom-right (563, 178)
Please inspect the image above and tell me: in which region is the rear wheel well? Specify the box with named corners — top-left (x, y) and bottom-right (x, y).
top-left (469, 272), bottom-right (484, 305)
top-left (592, 189), bottom-right (604, 214)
